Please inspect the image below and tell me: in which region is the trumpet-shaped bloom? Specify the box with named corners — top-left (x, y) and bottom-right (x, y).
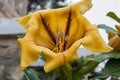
top-left (16, 0), bottom-right (112, 73)
top-left (108, 25), bottom-right (120, 51)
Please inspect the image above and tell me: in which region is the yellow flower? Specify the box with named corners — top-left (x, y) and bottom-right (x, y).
top-left (16, 0), bottom-right (112, 73)
top-left (108, 25), bottom-right (120, 51)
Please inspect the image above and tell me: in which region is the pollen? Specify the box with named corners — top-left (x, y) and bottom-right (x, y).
top-left (52, 32), bottom-right (67, 52)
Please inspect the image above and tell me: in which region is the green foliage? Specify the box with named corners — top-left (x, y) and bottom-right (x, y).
top-left (88, 72), bottom-right (108, 80)
top-left (58, 63), bottom-right (72, 80)
top-left (74, 58), bottom-right (98, 80)
top-left (106, 12), bottom-right (120, 23)
top-left (17, 34), bottom-right (25, 38)
top-left (102, 59), bottom-right (120, 77)
top-left (72, 57), bottom-right (84, 72)
top-left (94, 51), bottom-right (120, 62)
top-left (97, 24), bottom-right (120, 35)
top-left (39, 52), bottom-right (46, 62)
top-left (74, 51), bottom-right (120, 79)
top-left (23, 69), bottom-right (42, 80)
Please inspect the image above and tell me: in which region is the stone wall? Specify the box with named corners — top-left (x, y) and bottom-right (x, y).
top-left (0, 0), bottom-right (28, 18)
top-left (0, 35), bottom-right (23, 80)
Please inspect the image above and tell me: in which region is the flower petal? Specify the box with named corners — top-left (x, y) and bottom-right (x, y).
top-left (71, 0), bottom-right (92, 14)
top-left (18, 35), bottom-right (81, 73)
top-left (65, 14), bottom-right (91, 49)
top-left (81, 25), bottom-right (113, 52)
top-left (16, 0), bottom-right (112, 73)
top-left (43, 39), bottom-right (82, 73)
top-left (18, 38), bottom-right (41, 70)
top-left (18, 12), bottom-right (57, 49)
top-left (107, 32), bottom-right (116, 40)
top-left (16, 13), bottom-right (34, 31)
top-left (18, 35), bottom-right (58, 70)
top-left (109, 35), bottom-right (120, 51)
top-left (115, 25), bottom-right (120, 32)
top-left (107, 25), bottom-right (120, 40)
top-left (16, 0), bottom-right (93, 50)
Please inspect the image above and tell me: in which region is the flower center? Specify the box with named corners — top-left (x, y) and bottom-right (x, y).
top-left (52, 32), bottom-right (68, 53)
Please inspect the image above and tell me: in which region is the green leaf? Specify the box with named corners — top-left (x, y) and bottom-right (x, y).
top-left (72, 57), bottom-right (84, 71)
top-left (102, 59), bottom-right (120, 77)
top-left (97, 24), bottom-right (120, 35)
top-left (88, 72), bottom-right (108, 80)
top-left (23, 69), bottom-right (41, 80)
top-left (74, 56), bottom-right (99, 80)
top-left (106, 12), bottom-right (120, 23)
top-left (73, 51), bottom-right (120, 80)
top-left (17, 34), bottom-right (25, 38)
top-left (94, 51), bottom-right (120, 62)
top-left (74, 60), bottom-right (99, 80)
top-left (77, 51), bottom-right (120, 65)
top-left (39, 52), bottom-right (46, 62)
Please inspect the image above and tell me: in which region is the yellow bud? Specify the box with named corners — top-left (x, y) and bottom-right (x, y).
top-left (109, 35), bottom-right (120, 51)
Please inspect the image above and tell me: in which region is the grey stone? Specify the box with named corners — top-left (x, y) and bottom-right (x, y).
top-left (6, 66), bottom-right (23, 80)
top-left (0, 35), bottom-right (23, 80)
top-left (0, 0), bottom-right (28, 18)
top-left (0, 38), bottom-right (18, 58)
top-left (0, 64), bottom-right (5, 78)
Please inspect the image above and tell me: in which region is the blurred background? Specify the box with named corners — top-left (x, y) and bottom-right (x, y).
top-left (0, 0), bottom-right (120, 80)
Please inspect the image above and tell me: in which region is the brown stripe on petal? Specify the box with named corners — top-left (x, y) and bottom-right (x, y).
top-left (65, 8), bottom-right (72, 36)
top-left (64, 8), bottom-right (72, 50)
top-left (40, 14), bottom-right (56, 44)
